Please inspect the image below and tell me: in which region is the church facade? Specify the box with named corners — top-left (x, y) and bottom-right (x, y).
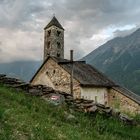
top-left (30, 16), bottom-right (140, 114)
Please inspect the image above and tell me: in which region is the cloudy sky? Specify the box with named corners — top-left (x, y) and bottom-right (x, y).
top-left (0, 0), bottom-right (140, 63)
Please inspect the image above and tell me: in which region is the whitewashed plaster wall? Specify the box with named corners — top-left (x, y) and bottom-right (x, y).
top-left (81, 87), bottom-right (108, 105)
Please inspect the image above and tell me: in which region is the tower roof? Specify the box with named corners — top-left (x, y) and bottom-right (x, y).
top-left (44, 16), bottom-right (64, 30)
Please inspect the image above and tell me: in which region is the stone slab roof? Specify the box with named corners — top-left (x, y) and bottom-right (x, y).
top-left (55, 58), bottom-right (116, 87)
top-left (44, 16), bottom-right (64, 30)
top-left (31, 56), bottom-right (117, 87)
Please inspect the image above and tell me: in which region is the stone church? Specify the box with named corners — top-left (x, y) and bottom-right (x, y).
top-left (30, 16), bottom-right (140, 114)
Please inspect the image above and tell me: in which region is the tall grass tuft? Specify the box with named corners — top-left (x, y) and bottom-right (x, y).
top-left (0, 84), bottom-right (140, 140)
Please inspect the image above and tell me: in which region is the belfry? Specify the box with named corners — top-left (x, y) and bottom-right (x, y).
top-left (44, 16), bottom-right (64, 61)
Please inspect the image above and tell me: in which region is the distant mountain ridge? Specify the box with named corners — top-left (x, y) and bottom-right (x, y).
top-left (0, 61), bottom-right (42, 82)
top-left (83, 28), bottom-right (140, 95)
top-left (0, 28), bottom-right (140, 95)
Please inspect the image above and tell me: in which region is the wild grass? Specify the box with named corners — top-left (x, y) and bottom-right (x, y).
top-left (0, 84), bottom-right (140, 140)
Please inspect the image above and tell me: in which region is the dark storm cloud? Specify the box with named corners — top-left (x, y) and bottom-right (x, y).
top-left (0, 0), bottom-right (140, 62)
top-left (1, 0), bottom-right (140, 30)
top-left (63, 0), bottom-right (140, 30)
top-left (0, 0), bottom-right (49, 30)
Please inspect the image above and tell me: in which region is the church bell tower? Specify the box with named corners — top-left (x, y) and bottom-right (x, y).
top-left (44, 16), bottom-right (64, 61)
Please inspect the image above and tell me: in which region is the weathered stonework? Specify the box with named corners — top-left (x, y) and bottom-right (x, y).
top-left (108, 88), bottom-right (140, 114)
top-left (44, 26), bottom-right (64, 60)
top-left (31, 58), bottom-right (109, 105)
top-left (31, 58), bottom-right (81, 98)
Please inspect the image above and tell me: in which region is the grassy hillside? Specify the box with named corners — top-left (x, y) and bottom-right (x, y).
top-left (0, 85), bottom-right (140, 140)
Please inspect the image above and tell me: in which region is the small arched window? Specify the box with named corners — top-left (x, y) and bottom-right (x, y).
top-left (53, 70), bottom-right (56, 74)
top-left (47, 41), bottom-right (50, 49)
top-left (57, 31), bottom-right (61, 36)
top-left (47, 52), bottom-right (50, 56)
top-left (57, 52), bottom-right (60, 57)
top-left (57, 42), bottom-right (61, 49)
top-left (47, 30), bottom-right (51, 37)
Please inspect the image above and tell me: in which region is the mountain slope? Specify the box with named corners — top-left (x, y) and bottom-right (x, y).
top-left (0, 61), bottom-right (42, 82)
top-left (83, 28), bottom-right (140, 95)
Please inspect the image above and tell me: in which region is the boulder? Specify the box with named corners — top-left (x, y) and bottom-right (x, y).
top-left (85, 105), bottom-right (97, 113)
top-left (119, 113), bottom-right (133, 124)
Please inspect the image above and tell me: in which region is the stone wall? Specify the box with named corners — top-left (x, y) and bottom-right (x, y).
top-left (108, 88), bottom-right (140, 114)
top-left (0, 74), bottom-right (139, 124)
top-left (31, 58), bottom-right (81, 98)
top-left (31, 58), bottom-right (109, 103)
top-left (44, 26), bottom-right (64, 60)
